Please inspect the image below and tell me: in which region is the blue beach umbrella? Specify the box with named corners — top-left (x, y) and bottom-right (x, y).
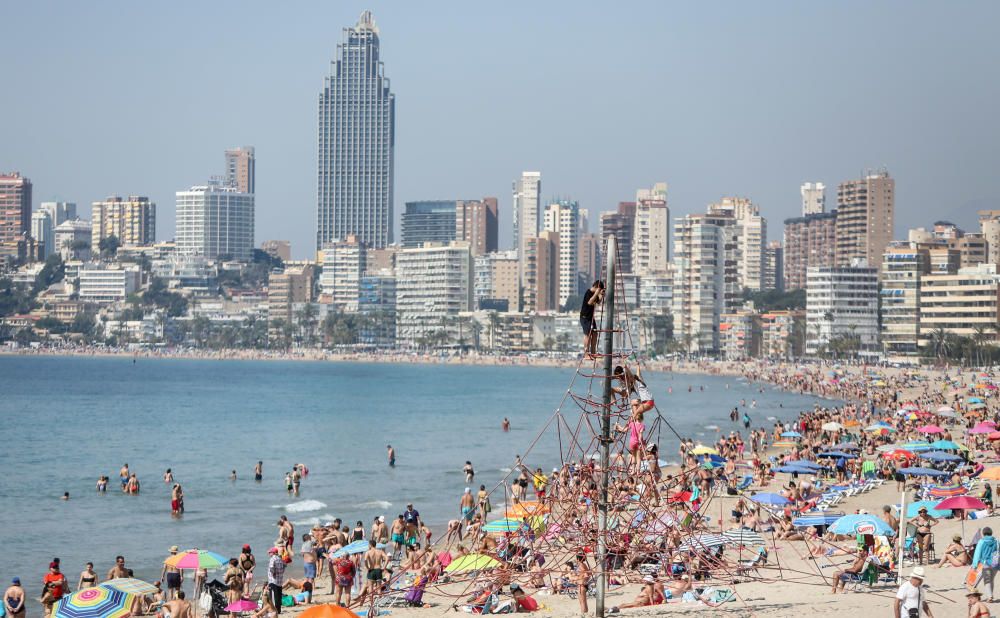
top-left (929, 440), bottom-right (962, 451)
top-left (773, 465), bottom-right (815, 474)
top-left (781, 460), bottom-right (822, 470)
top-left (793, 513), bottom-right (844, 527)
top-left (898, 442), bottom-right (934, 452)
top-left (817, 451), bottom-right (857, 459)
top-left (920, 451), bottom-right (963, 462)
top-left (969, 397), bottom-right (984, 404)
top-left (332, 540), bottom-right (386, 557)
top-left (780, 431), bottom-right (802, 438)
top-left (897, 467), bottom-right (951, 477)
top-left (828, 514), bottom-right (895, 536)
top-left (750, 492), bottom-right (790, 506)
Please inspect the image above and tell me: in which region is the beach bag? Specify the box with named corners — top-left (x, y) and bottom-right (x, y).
top-left (968, 565), bottom-right (982, 588)
top-left (990, 547), bottom-right (1000, 569)
top-left (198, 592), bottom-right (213, 612)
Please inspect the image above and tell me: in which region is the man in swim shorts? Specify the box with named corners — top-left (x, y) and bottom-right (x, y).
top-left (460, 488), bottom-right (475, 534)
top-left (390, 515), bottom-right (406, 556)
top-left (358, 540), bottom-right (388, 606)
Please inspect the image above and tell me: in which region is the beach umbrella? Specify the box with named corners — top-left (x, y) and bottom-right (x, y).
top-left (163, 549), bottom-right (227, 570)
top-left (822, 422), bottom-right (844, 432)
top-left (780, 431), bottom-right (802, 438)
top-left (331, 540), bottom-right (385, 558)
top-left (224, 600), bottom-right (260, 613)
top-left (917, 425), bottom-right (944, 434)
top-left (444, 553), bottom-right (501, 573)
top-left (970, 402), bottom-right (988, 410)
top-left (883, 449), bottom-right (916, 461)
top-left (829, 442), bottom-right (861, 450)
top-left (505, 501), bottom-right (549, 517)
top-left (899, 442), bottom-right (934, 452)
top-left (678, 534), bottom-right (728, 552)
top-left (981, 468), bottom-right (1000, 481)
top-left (772, 441), bottom-right (799, 449)
top-left (927, 485), bottom-right (966, 498)
top-left (750, 492), bottom-right (790, 506)
top-left (774, 465), bottom-right (816, 474)
top-left (723, 528), bottom-right (765, 546)
top-left (54, 587), bottom-right (136, 618)
top-left (690, 445), bottom-right (719, 455)
top-left (298, 605), bottom-right (361, 618)
top-left (792, 513), bottom-right (844, 528)
top-left (483, 517), bottom-right (543, 534)
top-left (897, 467), bottom-right (951, 477)
top-left (866, 421), bottom-right (894, 431)
top-left (920, 451), bottom-right (964, 462)
top-left (969, 424), bottom-right (995, 435)
top-left (936, 496), bottom-right (988, 511)
top-left (436, 551), bottom-right (453, 567)
top-left (989, 432), bottom-right (1000, 441)
top-left (905, 501), bottom-right (951, 518)
top-left (667, 491), bottom-right (694, 503)
top-left (786, 460), bottom-right (822, 470)
top-left (968, 397), bottom-right (984, 404)
top-left (100, 579), bottom-right (159, 596)
top-left (816, 451), bottom-right (856, 459)
top-left (935, 406), bottom-right (957, 418)
top-left (929, 439), bottom-right (963, 451)
top-left (901, 403), bottom-right (919, 411)
top-left (828, 514), bottom-right (895, 536)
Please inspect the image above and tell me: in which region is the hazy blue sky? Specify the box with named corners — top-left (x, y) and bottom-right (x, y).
top-left (2, 1), bottom-right (997, 258)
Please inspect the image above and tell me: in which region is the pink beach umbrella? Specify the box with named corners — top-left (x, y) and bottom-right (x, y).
top-left (937, 496), bottom-right (989, 536)
top-left (916, 425), bottom-right (944, 434)
top-left (225, 600), bottom-right (260, 613)
top-left (970, 424), bottom-right (995, 435)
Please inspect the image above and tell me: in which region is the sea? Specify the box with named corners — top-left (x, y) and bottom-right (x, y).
top-left (0, 355), bottom-right (833, 589)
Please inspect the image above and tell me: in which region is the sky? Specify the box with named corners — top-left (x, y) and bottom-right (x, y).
top-left (2, 1), bottom-right (998, 259)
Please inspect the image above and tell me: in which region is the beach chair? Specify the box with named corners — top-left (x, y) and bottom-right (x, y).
top-left (736, 547), bottom-right (767, 578)
top-left (845, 557), bottom-right (879, 591)
top-left (736, 476), bottom-right (753, 491)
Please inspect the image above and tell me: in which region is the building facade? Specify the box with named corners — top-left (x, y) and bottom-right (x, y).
top-left (224, 146), bottom-right (255, 194)
top-left (805, 264), bottom-right (879, 355)
top-left (523, 232), bottom-right (559, 314)
top-left (358, 271), bottom-right (396, 348)
top-left (319, 235), bottom-right (366, 311)
top-left (919, 263), bottom-right (1000, 345)
top-left (513, 172), bottom-right (542, 286)
top-left (78, 264), bottom-right (141, 303)
top-left (632, 183), bottom-right (669, 276)
top-left (600, 202), bottom-right (636, 274)
top-left (672, 216), bottom-right (724, 353)
top-left (31, 211), bottom-right (54, 259)
top-left (783, 211), bottom-right (837, 290)
top-left (401, 201), bottom-right (456, 248)
top-left (267, 265), bottom-right (315, 337)
top-left (763, 241), bottom-right (784, 292)
top-left (835, 170), bottom-right (894, 269)
top-left (543, 200), bottom-right (580, 308)
top-left (54, 219), bottom-right (92, 261)
top-left (800, 182), bottom-right (826, 216)
top-left (0, 172), bottom-right (32, 254)
top-left (394, 242), bottom-right (473, 348)
top-left (316, 11), bottom-right (395, 251)
top-left (456, 198), bottom-right (498, 257)
top-left (261, 240), bottom-right (291, 262)
top-left (880, 243), bottom-right (929, 357)
top-left (175, 184), bottom-right (255, 260)
top-left (473, 251), bottom-right (518, 312)
top-left (91, 195), bottom-right (156, 249)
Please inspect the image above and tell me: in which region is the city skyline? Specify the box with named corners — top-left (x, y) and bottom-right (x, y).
top-left (1, 2), bottom-right (997, 259)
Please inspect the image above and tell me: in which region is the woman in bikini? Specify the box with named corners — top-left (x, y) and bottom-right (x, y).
top-left (937, 534), bottom-right (971, 568)
top-left (78, 562), bottom-right (97, 589)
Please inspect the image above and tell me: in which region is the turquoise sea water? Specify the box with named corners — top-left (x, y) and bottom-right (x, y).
top-left (0, 356), bottom-right (831, 589)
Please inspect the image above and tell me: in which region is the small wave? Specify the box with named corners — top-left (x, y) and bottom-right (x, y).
top-left (499, 467), bottom-right (512, 473)
top-left (293, 516), bottom-right (321, 527)
top-left (283, 499), bottom-right (327, 513)
top-left (704, 425), bottom-right (720, 430)
top-left (766, 416), bottom-right (777, 421)
top-left (355, 500), bottom-right (392, 510)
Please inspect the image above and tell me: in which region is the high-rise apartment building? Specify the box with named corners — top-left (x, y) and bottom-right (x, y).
top-left (224, 147), bottom-right (255, 194)
top-left (881, 243), bottom-right (930, 356)
top-left (39, 202), bottom-right (76, 227)
top-left (0, 172), bottom-right (32, 253)
top-left (316, 11), bottom-right (395, 251)
top-left (54, 219), bottom-right (92, 261)
top-left (401, 201), bottom-right (456, 248)
top-left (473, 250), bottom-right (519, 312)
top-left (600, 202), bottom-right (636, 274)
top-left (712, 197), bottom-right (767, 291)
top-left (578, 233), bottom-right (601, 288)
top-left (919, 263), bottom-right (1000, 346)
top-left (800, 182), bottom-right (826, 216)
top-left (542, 200), bottom-right (580, 308)
top-left (632, 183), bottom-right (670, 276)
top-left (805, 263), bottom-right (879, 354)
top-left (268, 265), bottom-right (315, 338)
top-left (979, 210), bottom-right (1000, 266)
top-left (523, 232), bottom-right (560, 314)
top-left (31, 211), bottom-right (54, 259)
top-left (672, 216), bottom-right (725, 353)
top-left (456, 198), bottom-right (498, 257)
top-left (319, 235), bottom-right (366, 311)
top-left (359, 271), bottom-right (396, 348)
top-left (836, 170), bottom-right (894, 268)
top-left (513, 172), bottom-right (541, 282)
top-left (909, 222), bottom-right (987, 270)
top-left (763, 241), bottom-right (784, 292)
top-left (783, 211), bottom-right (837, 290)
top-left (175, 184), bottom-right (254, 260)
top-left (395, 242), bottom-right (473, 348)
top-left (91, 196), bottom-right (156, 248)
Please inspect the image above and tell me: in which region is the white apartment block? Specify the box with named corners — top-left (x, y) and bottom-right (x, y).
top-left (513, 172), bottom-right (541, 278)
top-left (31, 210), bottom-right (54, 259)
top-left (78, 264), bottom-right (141, 303)
top-left (639, 269), bottom-right (673, 315)
top-left (543, 201), bottom-right (580, 309)
top-left (919, 263), bottom-right (1000, 345)
top-left (54, 219), bottom-right (92, 261)
top-left (395, 241), bottom-right (473, 348)
top-left (712, 196), bottom-right (767, 292)
top-left (800, 182), bottom-right (826, 216)
top-left (176, 184), bottom-right (255, 260)
top-left (319, 235), bottom-right (366, 311)
top-left (673, 217), bottom-right (724, 353)
top-left (632, 182), bottom-right (670, 276)
top-left (474, 250), bottom-right (518, 312)
top-left (805, 264), bottom-right (879, 354)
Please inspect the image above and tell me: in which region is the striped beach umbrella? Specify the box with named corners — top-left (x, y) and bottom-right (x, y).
top-left (792, 513), bottom-right (844, 527)
top-left (163, 549), bottom-right (227, 570)
top-left (55, 587), bottom-right (135, 618)
top-left (927, 485), bottom-right (965, 498)
top-left (100, 579), bottom-right (159, 596)
top-left (678, 534), bottom-right (728, 552)
top-left (723, 528), bottom-right (765, 546)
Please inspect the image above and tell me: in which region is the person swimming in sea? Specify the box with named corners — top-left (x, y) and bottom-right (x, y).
top-left (464, 461), bottom-right (475, 483)
top-left (164, 468), bottom-right (173, 483)
top-left (387, 444), bottom-right (396, 467)
top-left (254, 460), bottom-right (263, 482)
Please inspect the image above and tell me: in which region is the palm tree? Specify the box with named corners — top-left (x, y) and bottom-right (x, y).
top-left (930, 327), bottom-right (950, 363)
top-left (973, 326), bottom-right (988, 367)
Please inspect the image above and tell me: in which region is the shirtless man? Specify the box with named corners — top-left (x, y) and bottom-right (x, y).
top-left (390, 515), bottom-right (406, 555)
top-left (387, 445), bottom-right (396, 467)
top-left (460, 488), bottom-right (476, 534)
top-left (444, 520), bottom-right (463, 545)
top-left (161, 590), bottom-right (192, 618)
top-left (291, 468), bottom-right (301, 496)
top-left (119, 463), bottom-right (130, 491)
top-left (357, 541), bottom-right (388, 606)
top-left (254, 461), bottom-right (263, 482)
top-left (106, 555), bottom-right (129, 581)
top-left (371, 516), bottom-right (388, 545)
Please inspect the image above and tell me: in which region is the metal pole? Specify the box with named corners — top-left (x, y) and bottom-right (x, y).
top-left (596, 235), bottom-right (617, 618)
top-left (898, 489), bottom-right (906, 574)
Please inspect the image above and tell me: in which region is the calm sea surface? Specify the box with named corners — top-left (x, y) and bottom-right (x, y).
top-left (0, 355), bottom-right (832, 589)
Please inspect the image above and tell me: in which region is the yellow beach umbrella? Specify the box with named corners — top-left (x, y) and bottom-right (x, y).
top-left (443, 553), bottom-right (501, 573)
top-left (690, 445), bottom-right (719, 455)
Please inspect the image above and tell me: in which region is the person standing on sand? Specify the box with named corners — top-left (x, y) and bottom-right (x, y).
top-left (894, 567), bottom-right (933, 617)
top-left (162, 546), bottom-right (182, 600)
top-left (239, 545), bottom-right (256, 595)
top-left (574, 553), bottom-right (591, 616)
top-left (4, 578), bottom-right (25, 618)
top-left (41, 562), bottom-right (67, 618)
top-left (972, 527), bottom-right (999, 602)
top-left (300, 534), bottom-right (316, 591)
top-left (358, 541), bottom-right (388, 607)
top-left (266, 548), bottom-right (284, 614)
top-left (390, 515), bottom-right (406, 556)
top-left (460, 488), bottom-right (475, 533)
top-left (223, 559), bottom-right (244, 605)
top-left (387, 445), bottom-right (396, 467)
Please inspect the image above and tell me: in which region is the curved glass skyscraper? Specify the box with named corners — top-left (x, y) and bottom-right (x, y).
top-left (316, 11), bottom-right (395, 252)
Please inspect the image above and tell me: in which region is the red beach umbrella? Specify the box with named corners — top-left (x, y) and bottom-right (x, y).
top-left (936, 496), bottom-right (988, 511)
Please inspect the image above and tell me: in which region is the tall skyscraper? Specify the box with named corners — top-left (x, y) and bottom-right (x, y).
top-left (91, 196), bottom-right (156, 248)
top-left (542, 200), bottom-right (580, 308)
top-left (0, 172), bottom-right (32, 253)
top-left (455, 198), bottom-right (498, 257)
top-left (600, 202), bottom-right (636, 274)
top-left (225, 147), bottom-right (255, 194)
top-left (31, 211), bottom-right (54, 259)
top-left (175, 183), bottom-right (255, 260)
top-left (800, 182), bottom-right (826, 216)
top-left (513, 172), bottom-right (541, 280)
top-left (317, 11), bottom-right (395, 251)
top-left (710, 197), bottom-right (767, 292)
top-left (783, 211), bottom-right (837, 290)
top-left (836, 170), bottom-right (894, 268)
top-left (632, 183), bottom-right (670, 275)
